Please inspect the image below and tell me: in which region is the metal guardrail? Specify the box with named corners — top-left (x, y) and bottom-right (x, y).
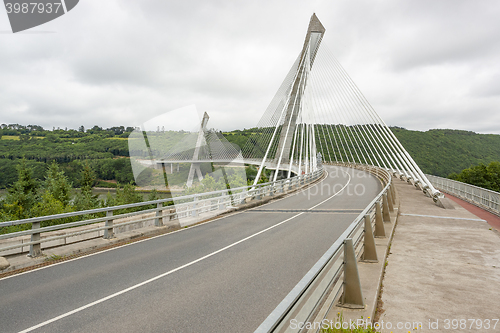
top-left (0, 169), bottom-right (324, 257)
top-left (255, 164), bottom-right (396, 333)
top-left (426, 174), bottom-right (500, 215)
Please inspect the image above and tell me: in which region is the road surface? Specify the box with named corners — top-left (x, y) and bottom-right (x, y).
top-left (0, 166), bottom-right (381, 333)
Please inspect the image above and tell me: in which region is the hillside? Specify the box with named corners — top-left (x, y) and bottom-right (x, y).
top-left (1, 124), bottom-right (499, 189)
top-left (392, 128), bottom-right (500, 177)
top-left (223, 127), bottom-right (500, 178)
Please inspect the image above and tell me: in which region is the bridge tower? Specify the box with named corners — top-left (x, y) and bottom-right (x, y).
top-left (244, 13), bottom-right (443, 201)
top-left (186, 112), bottom-right (210, 187)
top-left (251, 14), bottom-right (326, 185)
top-left (274, 14), bottom-right (325, 166)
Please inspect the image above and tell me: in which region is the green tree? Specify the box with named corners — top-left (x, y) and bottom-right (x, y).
top-left (449, 161), bottom-right (500, 192)
top-left (114, 182), bottom-right (143, 205)
top-left (3, 159), bottom-right (39, 219)
top-left (43, 161), bottom-right (72, 206)
top-left (73, 162), bottom-right (99, 211)
top-left (30, 192), bottom-right (75, 225)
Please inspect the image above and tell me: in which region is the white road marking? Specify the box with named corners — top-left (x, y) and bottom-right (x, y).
top-left (16, 170), bottom-right (352, 333)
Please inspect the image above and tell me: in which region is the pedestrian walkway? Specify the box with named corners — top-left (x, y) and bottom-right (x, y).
top-left (378, 180), bottom-right (500, 333)
top-left (444, 193), bottom-right (500, 232)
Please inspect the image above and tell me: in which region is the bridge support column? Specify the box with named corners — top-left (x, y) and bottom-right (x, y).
top-left (382, 193), bottom-right (391, 222)
top-left (375, 202), bottom-right (386, 237)
top-left (341, 238), bottom-right (365, 308)
top-left (155, 202), bottom-right (163, 227)
top-left (362, 215), bottom-right (378, 262)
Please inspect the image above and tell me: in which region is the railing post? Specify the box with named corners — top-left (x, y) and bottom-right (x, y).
top-left (269, 184), bottom-right (274, 197)
top-left (169, 207), bottom-right (177, 220)
top-left (341, 238), bottom-right (364, 308)
top-left (29, 221), bottom-right (42, 257)
top-left (387, 187), bottom-right (394, 212)
top-left (362, 215), bottom-right (378, 262)
top-left (104, 210), bottom-right (114, 239)
top-left (155, 202), bottom-right (163, 227)
top-left (390, 182), bottom-right (396, 204)
top-left (256, 187), bottom-right (262, 200)
top-left (192, 196), bottom-right (198, 217)
top-left (375, 201), bottom-right (386, 237)
top-left (382, 193), bottom-right (391, 222)
top-left (219, 193), bottom-right (225, 210)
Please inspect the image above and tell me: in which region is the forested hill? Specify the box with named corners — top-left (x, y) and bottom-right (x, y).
top-left (223, 127), bottom-right (500, 177)
top-left (1, 124), bottom-right (499, 189)
top-left (391, 128), bottom-right (500, 177)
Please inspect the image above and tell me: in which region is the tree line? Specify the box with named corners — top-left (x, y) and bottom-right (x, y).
top-left (448, 161), bottom-right (500, 192)
top-left (0, 159), bottom-right (160, 234)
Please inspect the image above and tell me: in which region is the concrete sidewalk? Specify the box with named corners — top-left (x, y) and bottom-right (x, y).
top-left (378, 180), bottom-right (500, 333)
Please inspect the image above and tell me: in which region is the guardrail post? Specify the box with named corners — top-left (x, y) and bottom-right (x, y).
top-left (269, 184), bottom-right (274, 197)
top-left (362, 215), bottom-right (378, 262)
top-left (29, 221), bottom-right (42, 257)
top-left (387, 188), bottom-right (394, 212)
top-left (390, 182), bottom-right (396, 204)
top-left (256, 187), bottom-right (262, 200)
top-left (280, 181), bottom-right (284, 193)
top-left (192, 196), bottom-right (198, 217)
top-left (218, 193), bottom-right (225, 210)
top-left (375, 201), bottom-right (386, 237)
top-left (341, 238), bottom-right (364, 308)
top-left (382, 193), bottom-right (391, 222)
top-left (155, 202), bottom-right (163, 227)
top-left (104, 210), bottom-right (114, 239)
top-left (169, 207), bottom-right (177, 220)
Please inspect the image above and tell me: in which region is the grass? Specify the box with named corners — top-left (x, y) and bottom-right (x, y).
top-left (321, 312), bottom-right (379, 333)
top-left (45, 254), bottom-right (65, 261)
top-left (1, 135), bottom-right (20, 140)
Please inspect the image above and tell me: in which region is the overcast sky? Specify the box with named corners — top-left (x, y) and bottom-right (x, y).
top-left (1, 0), bottom-right (500, 133)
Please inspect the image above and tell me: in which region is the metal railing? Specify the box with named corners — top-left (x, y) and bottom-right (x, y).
top-left (255, 164), bottom-right (396, 333)
top-left (0, 169), bottom-right (324, 257)
top-left (427, 174), bottom-right (500, 215)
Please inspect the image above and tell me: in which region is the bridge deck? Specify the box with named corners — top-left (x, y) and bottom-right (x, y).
top-left (0, 166), bottom-right (381, 333)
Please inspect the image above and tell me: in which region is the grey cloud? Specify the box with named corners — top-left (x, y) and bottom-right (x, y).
top-left (0, 0), bottom-right (499, 134)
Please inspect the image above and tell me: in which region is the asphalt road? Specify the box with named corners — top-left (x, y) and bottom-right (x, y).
top-left (0, 166), bottom-right (381, 333)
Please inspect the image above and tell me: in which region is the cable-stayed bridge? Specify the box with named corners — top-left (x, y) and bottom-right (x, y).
top-left (143, 14), bottom-right (443, 205)
top-left (1, 13), bottom-right (487, 333)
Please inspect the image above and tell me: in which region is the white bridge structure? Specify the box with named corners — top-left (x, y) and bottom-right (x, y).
top-left (1, 13), bottom-right (489, 333)
top-left (150, 14), bottom-right (441, 202)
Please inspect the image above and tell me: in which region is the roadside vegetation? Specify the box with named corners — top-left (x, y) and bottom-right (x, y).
top-left (0, 159), bottom-right (160, 233)
top-left (448, 161), bottom-right (500, 192)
